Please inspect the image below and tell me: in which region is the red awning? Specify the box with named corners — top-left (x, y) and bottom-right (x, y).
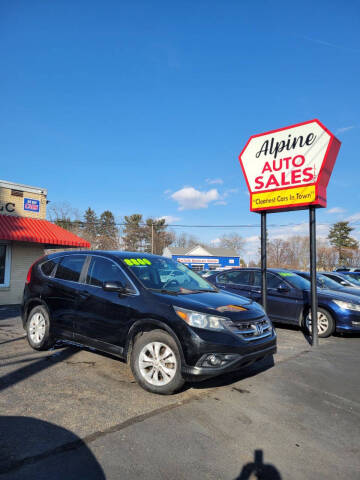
top-left (0, 215), bottom-right (90, 248)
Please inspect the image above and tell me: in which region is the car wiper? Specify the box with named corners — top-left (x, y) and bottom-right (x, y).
top-left (150, 288), bottom-right (179, 295)
top-left (183, 289), bottom-right (217, 294)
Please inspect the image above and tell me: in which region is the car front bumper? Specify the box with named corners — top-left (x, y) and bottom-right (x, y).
top-left (181, 334), bottom-right (277, 380)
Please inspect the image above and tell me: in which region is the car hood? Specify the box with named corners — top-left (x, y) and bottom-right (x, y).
top-left (152, 289), bottom-right (266, 321)
top-left (327, 286), bottom-right (360, 297)
top-left (317, 288), bottom-right (360, 304)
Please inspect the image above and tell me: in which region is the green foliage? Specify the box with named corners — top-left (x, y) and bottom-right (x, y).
top-left (97, 210), bottom-right (119, 250)
top-left (328, 221), bottom-right (358, 264)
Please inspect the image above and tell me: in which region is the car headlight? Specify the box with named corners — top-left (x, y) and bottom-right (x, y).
top-left (174, 306), bottom-right (228, 331)
top-left (333, 300), bottom-right (360, 312)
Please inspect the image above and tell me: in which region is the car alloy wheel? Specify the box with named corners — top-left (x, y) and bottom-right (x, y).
top-left (305, 308), bottom-right (334, 337)
top-left (138, 341), bottom-right (177, 386)
top-left (29, 311), bottom-right (46, 345)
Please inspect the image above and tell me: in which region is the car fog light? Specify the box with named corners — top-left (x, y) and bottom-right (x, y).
top-left (207, 354), bottom-right (222, 366)
top-left (198, 353), bottom-right (240, 368)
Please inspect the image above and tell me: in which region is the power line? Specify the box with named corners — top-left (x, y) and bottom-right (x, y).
top-left (52, 220), bottom-right (360, 228)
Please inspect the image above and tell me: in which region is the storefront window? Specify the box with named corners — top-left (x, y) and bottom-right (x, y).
top-left (0, 245), bottom-right (10, 287)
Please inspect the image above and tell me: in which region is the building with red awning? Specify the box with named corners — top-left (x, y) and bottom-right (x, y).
top-left (0, 180), bottom-right (89, 304)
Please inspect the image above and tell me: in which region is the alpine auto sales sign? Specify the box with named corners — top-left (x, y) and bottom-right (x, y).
top-left (239, 119), bottom-right (341, 213)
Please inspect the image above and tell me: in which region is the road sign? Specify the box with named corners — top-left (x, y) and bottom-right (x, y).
top-left (239, 119), bottom-right (341, 213)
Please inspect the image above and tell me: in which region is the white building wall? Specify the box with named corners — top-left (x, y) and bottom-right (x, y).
top-left (0, 242), bottom-right (45, 305)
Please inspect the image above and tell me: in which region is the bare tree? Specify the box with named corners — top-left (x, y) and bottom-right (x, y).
top-left (218, 232), bottom-right (244, 255)
top-left (172, 232), bottom-right (199, 249)
top-left (47, 201), bottom-right (82, 235)
top-left (267, 238), bottom-right (291, 268)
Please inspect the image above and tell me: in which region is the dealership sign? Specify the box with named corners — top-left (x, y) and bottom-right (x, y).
top-left (239, 119), bottom-right (341, 213)
top-left (177, 258), bottom-right (219, 264)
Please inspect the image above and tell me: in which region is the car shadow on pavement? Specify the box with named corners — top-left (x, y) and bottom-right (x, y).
top-left (187, 354), bottom-right (275, 391)
top-left (0, 416), bottom-right (105, 479)
top-left (0, 305), bottom-right (21, 321)
top-left (0, 346), bottom-right (77, 393)
top-left (235, 449), bottom-right (282, 479)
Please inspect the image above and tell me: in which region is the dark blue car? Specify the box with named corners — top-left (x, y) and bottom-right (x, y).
top-left (321, 272), bottom-right (360, 289)
top-left (207, 268), bottom-right (360, 337)
top-left (293, 270), bottom-right (360, 297)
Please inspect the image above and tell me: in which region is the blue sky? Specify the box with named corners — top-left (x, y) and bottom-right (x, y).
top-left (1, 0), bottom-right (359, 259)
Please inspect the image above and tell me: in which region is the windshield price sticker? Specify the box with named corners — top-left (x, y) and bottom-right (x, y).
top-left (239, 119), bottom-right (341, 213)
top-left (124, 258), bottom-right (152, 266)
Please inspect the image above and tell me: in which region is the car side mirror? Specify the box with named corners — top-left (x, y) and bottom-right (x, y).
top-left (102, 280), bottom-right (127, 293)
top-left (277, 283), bottom-right (290, 293)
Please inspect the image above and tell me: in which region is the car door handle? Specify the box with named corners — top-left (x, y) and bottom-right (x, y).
top-left (79, 291), bottom-right (90, 299)
top-left (253, 289), bottom-right (261, 294)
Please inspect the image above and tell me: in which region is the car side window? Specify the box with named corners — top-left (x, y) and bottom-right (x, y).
top-left (253, 271), bottom-right (261, 287)
top-left (86, 256), bottom-right (134, 291)
top-left (253, 272), bottom-right (283, 288)
top-left (40, 259), bottom-right (58, 277)
top-left (217, 270), bottom-right (251, 285)
top-left (267, 273), bottom-right (283, 289)
top-left (55, 256), bottom-right (86, 283)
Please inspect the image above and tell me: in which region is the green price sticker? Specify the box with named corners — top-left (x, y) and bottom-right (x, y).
top-left (124, 258), bottom-right (152, 266)
top-left (279, 272), bottom-right (293, 277)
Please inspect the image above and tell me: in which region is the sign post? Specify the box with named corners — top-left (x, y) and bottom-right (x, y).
top-left (309, 206), bottom-right (318, 346)
top-left (239, 119), bottom-right (340, 346)
top-left (261, 212), bottom-right (267, 312)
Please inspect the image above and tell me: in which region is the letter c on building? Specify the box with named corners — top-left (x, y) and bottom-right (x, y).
top-left (6, 203), bottom-right (15, 212)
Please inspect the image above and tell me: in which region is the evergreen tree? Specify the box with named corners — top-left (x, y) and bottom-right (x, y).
top-left (123, 214), bottom-right (145, 251)
top-left (328, 221), bottom-right (358, 265)
top-left (83, 207), bottom-right (98, 248)
top-left (97, 210), bottom-right (119, 250)
top-left (144, 218), bottom-right (175, 255)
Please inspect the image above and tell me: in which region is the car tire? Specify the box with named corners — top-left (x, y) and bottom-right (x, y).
top-left (26, 305), bottom-right (55, 351)
top-left (305, 307), bottom-right (335, 338)
top-left (130, 329), bottom-right (185, 395)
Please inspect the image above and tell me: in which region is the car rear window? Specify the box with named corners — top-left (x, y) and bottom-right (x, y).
top-left (55, 255), bottom-right (86, 283)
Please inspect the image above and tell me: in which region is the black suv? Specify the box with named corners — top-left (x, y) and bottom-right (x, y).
top-left (22, 251), bottom-right (276, 394)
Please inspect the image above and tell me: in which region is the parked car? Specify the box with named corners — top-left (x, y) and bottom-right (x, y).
top-left (321, 272), bottom-right (360, 289)
top-left (21, 252), bottom-right (276, 395)
top-left (334, 271), bottom-right (360, 286)
top-left (292, 270), bottom-right (360, 297)
top-left (207, 268), bottom-right (360, 337)
top-left (335, 267), bottom-right (360, 272)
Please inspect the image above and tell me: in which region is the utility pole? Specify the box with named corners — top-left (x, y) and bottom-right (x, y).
top-left (151, 223), bottom-right (154, 254)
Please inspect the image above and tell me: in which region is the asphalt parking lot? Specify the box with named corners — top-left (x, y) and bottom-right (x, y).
top-left (1, 306), bottom-right (359, 479)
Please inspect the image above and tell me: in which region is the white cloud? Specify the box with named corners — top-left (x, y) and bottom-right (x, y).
top-left (210, 238), bottom-right (221, 245)
top-left (327, 207), bottom-right (345, 214)
top-left (157, 215), bottom-right (181, 224)
top-left (346, 212), bottom-right (360, 223)
top-left (223, 188), bottom-right (239, 197)
top-left (206, 178), bottom-right (223, 185)
top-left (269, 222), bottom-right (329, 240)
top-left (171, 187), bottom-right (220, 211)
top-left (214, 200), bottom-right (227, 206)
top-left (336, 125), bottom-right (356, 134)
top-left (245, 235), bottom-right (259, 243)
top-left (163, 189), bottom-right (172, 195)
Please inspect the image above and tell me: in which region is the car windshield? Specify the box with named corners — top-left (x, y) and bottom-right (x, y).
top-left (317, 274), bottom-right (342, 289)
top-left (277, 271), bottom-right (311, 290)
top-left (343, 273), bottom-right (360, 284)
top-left (122, 257), bottom-right (217, 294)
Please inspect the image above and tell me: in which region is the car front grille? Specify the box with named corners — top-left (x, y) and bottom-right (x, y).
top-left (227, 318), bottom-right (273, 341)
